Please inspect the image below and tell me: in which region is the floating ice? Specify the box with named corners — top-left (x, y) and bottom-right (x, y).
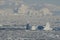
top-left (43, 22), bottom-right (53, 31)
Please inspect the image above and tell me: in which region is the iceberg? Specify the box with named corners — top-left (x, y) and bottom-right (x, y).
top-left (31, 25), bottom-right (37, 30)
top-left (43, 22), bottom-right (52, 31)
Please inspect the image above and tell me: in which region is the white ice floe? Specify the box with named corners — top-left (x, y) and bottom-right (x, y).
top-left (43, 22), bottom-right (53, 31)
top-left (31, 25), bottom-right (37, 30)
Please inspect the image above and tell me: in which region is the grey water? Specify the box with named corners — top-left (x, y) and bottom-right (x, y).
top-left (0, 26), bottom-right (60, 40)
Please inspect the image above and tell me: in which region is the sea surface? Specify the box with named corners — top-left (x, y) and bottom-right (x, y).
top-left (0, 26), bottom-right (60, 40)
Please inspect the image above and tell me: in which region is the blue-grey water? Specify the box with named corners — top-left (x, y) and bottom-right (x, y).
top-left (0, 30), bottom-right (60, 40)
top-left (0, 26), bottom-right (60, 40)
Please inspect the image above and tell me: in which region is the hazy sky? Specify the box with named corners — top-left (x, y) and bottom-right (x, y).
top-left (0, 0), bottom-right (60, 25)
